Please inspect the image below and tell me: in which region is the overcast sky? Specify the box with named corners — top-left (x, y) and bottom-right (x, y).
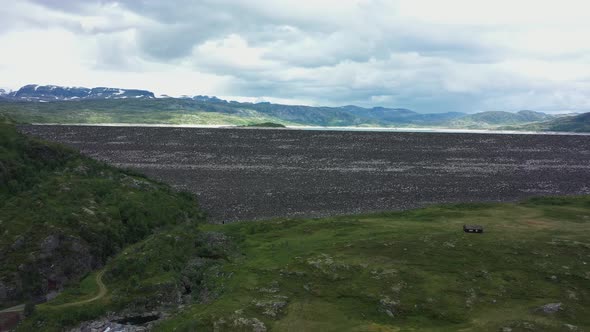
top-left (1, 0), bottom-right (590, 113)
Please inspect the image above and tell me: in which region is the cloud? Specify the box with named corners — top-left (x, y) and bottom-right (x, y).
top-left (1, 0), bottom-right (590, 113)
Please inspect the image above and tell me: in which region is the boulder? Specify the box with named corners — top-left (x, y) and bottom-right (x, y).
top-left (538, 302), bottom-right (562, 314)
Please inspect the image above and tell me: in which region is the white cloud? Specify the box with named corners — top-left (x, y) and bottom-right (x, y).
top-left (1, 0), bottom-right (590, 112)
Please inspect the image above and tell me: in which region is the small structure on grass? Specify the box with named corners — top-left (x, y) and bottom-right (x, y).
top-left (463, 224), bottom-right (484, 233)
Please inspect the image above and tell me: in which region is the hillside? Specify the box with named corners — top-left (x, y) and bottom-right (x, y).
top-left (1, 98), bottom-right (556, 129)
top-left (525, 113), bottom-right (590, 133)
top-left (0, 98), bottom-right (463, 127)
top-left (20, 197), bottom-right (590, 331)
top-left (1, 84), bottom-right (588, 131)
top-left (448, 110), bottom-right (555, 128)
top-left (0, 119), bottom-right (204, 309)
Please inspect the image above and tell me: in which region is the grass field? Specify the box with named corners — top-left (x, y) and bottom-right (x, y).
top-left (155, 197), bottom-right (590, 331)
top-left (24, 196), bottom-right (590, 331)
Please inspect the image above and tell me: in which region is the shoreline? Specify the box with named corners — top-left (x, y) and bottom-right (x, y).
top-left (29, 122), bottom-right (590, 136)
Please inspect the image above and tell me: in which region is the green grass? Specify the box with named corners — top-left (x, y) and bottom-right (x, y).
top-left (43, 272), bottom-right (102, 307)
top-left (17, 196), bottom-right (590, 331)
top-left (152, 198), bottom-right (590, 331)
top-left (22, 197), bottom-right (590, 331)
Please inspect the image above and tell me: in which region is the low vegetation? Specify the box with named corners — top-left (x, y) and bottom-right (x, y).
top-left (22, 196), bottom-right (590, 331)
top-left (0, 118), bottom-right (205, 309)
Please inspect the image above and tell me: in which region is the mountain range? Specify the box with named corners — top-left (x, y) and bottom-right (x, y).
top-left (1, 84), bottom-right (588, 131)
top-left (0, 84), bottom-right (155, 101)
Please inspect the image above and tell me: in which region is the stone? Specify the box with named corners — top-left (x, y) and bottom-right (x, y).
top-left (538, 302), bottom-right (562, 314)
top-left (40, 235), bottom-right (60, 253)
top-left (0, 281), bottom-right (7, 301)
top-left (252, 296), bottom-right (288, 317)
top-left (11, 236), bottom-right (25, 251)
top-left (379, 296), bottom-right (398, 317)
top-left (213, 313), bottom-right (267, 332)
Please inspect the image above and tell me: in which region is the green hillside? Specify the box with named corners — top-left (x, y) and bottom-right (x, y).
top-left (2, 99), bottom-right (586, 131)
top-left (449, 110), bottom-right (554, 128)
top-left (0, 100), bottom-right (296, 126)
top-left (0, 119), bottom-right (205, 309)
top-left (534, 113), bottom-right (590, 133)
top-left (0, 99), bottom-right (558, 130)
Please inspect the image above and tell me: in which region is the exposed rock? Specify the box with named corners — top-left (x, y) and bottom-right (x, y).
top-left (40, 235), bottom-right (60, 253)
top-left (563, 324), bottom-right (579, 331)
top-left (252, 295), bottom-right (288, 317)
top-left (11, 236), bottom-right (25, 251)
top-left (199, 232), bottom-right (230, 249)
top-left (465, 288), bottom-right (477, 308)
top-left (69, 318), bottom-right (148, 332)
top-left (537, 302), bottom-right (562, 314)
top-left (213, 310), bottom-right (267, 332)
top-left (279, 269), bottom-right (306, 277)
top-left (73, 165), bottom-right (90, 175)
top-left (567, 290), bottom-right (578, 300)
top-left (82, 207), bottom-right (95, 216)
top-left (379, 296), bottom-right (398, 318)
top-left (0, 281), bottom-right (7, 301)
top-left (68, 312), bottom-right (163, 332)
top-left (258, 280), bottom-right (280, 294)
top-left (1, 234), bottom-right (96, 306)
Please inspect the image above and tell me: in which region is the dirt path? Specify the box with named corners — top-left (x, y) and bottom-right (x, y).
top-left (0, 304), bottom-right (25, 313)
top-left (56, 270), bottom-right (107, 308)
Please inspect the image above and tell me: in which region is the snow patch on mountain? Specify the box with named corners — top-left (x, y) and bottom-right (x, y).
top-left (4, 84), bottom-right (156, 101)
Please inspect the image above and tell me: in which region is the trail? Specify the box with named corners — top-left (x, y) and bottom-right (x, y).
top-left (0, 304), bottom-right (25, 313)
top-left (55, 270), bottom-right (107, 308)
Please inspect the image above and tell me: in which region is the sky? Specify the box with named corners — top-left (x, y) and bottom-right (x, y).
top-left (1, 0), bottom-right (590, 113)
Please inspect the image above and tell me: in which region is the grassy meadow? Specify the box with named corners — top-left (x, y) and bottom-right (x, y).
top-left (24, 197), bottom-right (590, 331)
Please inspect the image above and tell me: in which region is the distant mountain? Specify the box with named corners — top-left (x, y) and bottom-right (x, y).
top-left (515, 112), bottom-right (590, 132)
top-left (193, 95), bottom-right (227, 103)
top-left (4, 84), bottom-right (155, 101)
top-left (515, 110), bottom-right (554, 122)
top-left (0, 84), bottom-right (574, 130)
top-left (449, 110), bottom-right (555, 128)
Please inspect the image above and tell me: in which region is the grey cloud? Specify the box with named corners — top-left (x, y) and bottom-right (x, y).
top-left (4, 0), bottom-right (590, 113)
